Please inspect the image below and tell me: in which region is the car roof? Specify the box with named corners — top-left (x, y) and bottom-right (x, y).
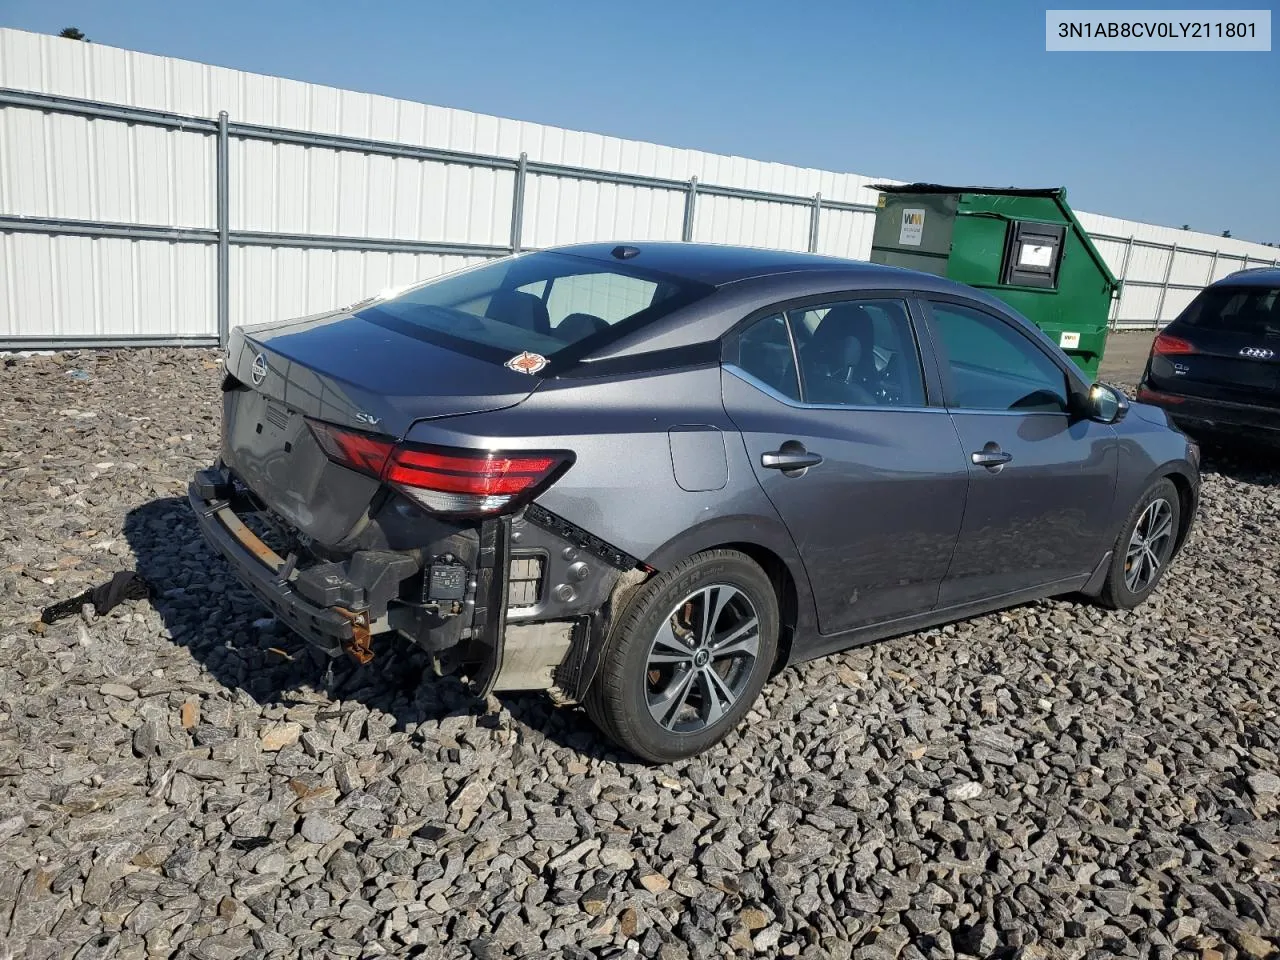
top-left (1211, 267), bottom-right (1280, 288)
top-left (550, 241), bottom-right (913, 287)
top-left (547, 241), bottom-right (1008, 308)
top-left (556, 241), bottom-right (1056, 367)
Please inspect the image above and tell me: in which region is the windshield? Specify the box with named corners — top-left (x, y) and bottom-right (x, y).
top-left (355, 251), bottom-right (711, 366)
top-left (1179, 285), bottom-right (1280, 337)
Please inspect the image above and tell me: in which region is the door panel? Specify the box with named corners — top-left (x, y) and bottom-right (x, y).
top-left (922, 298), bottom-right (1119, 605)
top-left (722, 377), bottom-right (968, 634)
top-left (939, 412), bottom-right (1117, 605)
top-left (723, 298), bottom-right (969, 634)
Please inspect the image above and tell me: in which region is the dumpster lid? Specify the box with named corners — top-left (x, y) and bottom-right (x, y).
top-left (870, 183), bottom-right (1065, 198)
top-left (870, 183), bottom-right (1120, 292)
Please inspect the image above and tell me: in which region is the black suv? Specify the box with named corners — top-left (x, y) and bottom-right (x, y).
top-left (1138, 268), bottom-right (1280, 446)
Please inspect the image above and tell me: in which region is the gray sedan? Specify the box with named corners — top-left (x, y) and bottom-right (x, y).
top-left (191, 242), bottom-right (1200, 761)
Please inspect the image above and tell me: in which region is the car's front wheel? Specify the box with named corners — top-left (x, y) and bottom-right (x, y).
top-left (1098, 477), bottom-right (1182, 609)
top-left (585, 550), bottom-right (779, 762)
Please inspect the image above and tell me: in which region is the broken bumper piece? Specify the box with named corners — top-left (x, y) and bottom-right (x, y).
top-left (190, 465), bottom-right (637, 698)
top-left (189, 473), bottom-right (382, 658)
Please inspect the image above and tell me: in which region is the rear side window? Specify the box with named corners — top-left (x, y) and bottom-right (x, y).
top-left (788, 299), bottom-right (926, 407)
top-left (733, 298), bottom-right (926, 408)
top-left (1179, 286), bottom-right (1280, 337)
top-left (928, 301), bottom-right (1069, 413)
top-left (357, 251), bottom-right (710, 365)
top-left (736, 314), bottom-right (801, 401)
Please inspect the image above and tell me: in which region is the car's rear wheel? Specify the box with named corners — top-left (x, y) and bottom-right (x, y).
top-left (1098, 477), bottom-right (1181, 610)
top-left (585, 550), bottom-right (779, 762)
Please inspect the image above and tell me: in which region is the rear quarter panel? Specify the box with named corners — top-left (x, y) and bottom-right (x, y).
top-left (401, 366), bottom-right (785, 555)
top-left (401, 364), bottom-right (818, 630)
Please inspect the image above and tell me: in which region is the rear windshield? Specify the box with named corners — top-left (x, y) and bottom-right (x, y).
top-left (1179, 285), bottom-right (1280, 337)
top-left (355, 251), bottom-right (711, 366)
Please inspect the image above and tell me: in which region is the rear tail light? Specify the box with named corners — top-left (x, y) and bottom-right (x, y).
top-left (308, 420), bottom-right (395, 476)
top-left (1152, 332), bottom-right (1198, 356)
top-left (385, 447), bottom-right (572, 514)
top-left (306, 419), bottom-right (572, 516)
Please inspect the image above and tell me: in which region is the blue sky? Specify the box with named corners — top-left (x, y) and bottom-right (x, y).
top-left (3, 1), bottom-right (1277, 242)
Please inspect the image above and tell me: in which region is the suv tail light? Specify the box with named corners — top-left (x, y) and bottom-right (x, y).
top-left (307, 419), bottom-right (573, 516)
top-left (1152, 332), bottom-right (1198, 356)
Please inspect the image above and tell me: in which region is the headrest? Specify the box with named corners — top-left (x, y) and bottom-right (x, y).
top-left (485, 290), bottom-right (551, 334)
top-left (810, 304), bottom-right (874, 349)
top-left (555, 312), bottom-right (609, 341)
top-left (828, 335), bottom-right (863, 370)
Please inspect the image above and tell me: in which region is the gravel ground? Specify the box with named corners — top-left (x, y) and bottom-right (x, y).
top-left (1, 349), bottom-right (1278, 960)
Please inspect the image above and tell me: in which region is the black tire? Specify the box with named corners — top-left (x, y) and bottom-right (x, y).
top-left (1098, 477), bottom-right (1181, 610)
top-left (585, 550), bottom-right (779, 763)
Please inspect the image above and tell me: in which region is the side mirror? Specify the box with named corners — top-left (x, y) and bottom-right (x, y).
top-left (1086, 382), bottom-right (1129, 424)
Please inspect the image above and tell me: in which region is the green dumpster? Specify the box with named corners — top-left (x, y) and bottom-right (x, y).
top-left (868, 183), bottom-right (1120, 379)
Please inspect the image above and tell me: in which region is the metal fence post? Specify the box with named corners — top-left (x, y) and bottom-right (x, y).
top-left (681, 177), bottom-right (698, 242)
top-left (216, 111), bottom-right (230, 348)
top-left (1109, 235), bottom-right (1134, 330)
top-left (510, 152), bottom-right (527, 254)
top-left (1153, 243), bottom-right (1176, 329)
top-left (1207, 249), bottom-right (1219, 285)
top-left (808, 193), bottom-right (822, 253)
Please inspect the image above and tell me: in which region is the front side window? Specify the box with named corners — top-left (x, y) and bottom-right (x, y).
top-left (927, 301), bottom-right (1069, 413)
top-left (357, 251), bottom-right (710, 366)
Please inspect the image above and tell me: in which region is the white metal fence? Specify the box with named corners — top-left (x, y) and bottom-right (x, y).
top-left (0, 28), bottom-right (1276, 348)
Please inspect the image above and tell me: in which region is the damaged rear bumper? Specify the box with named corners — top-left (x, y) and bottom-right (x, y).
top-left (189, 472), bottom-right (367, 659)
top-left (189, 465), bottom-right (647, 699)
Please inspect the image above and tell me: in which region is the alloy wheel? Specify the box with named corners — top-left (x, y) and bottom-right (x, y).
top-left (1124, 498), bottom-right (1175, 593)
top-left (644, 584), bottom-right (760, 733)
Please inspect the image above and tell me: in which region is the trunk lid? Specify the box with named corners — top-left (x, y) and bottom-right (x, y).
top-left (220, 311), bottom-right (542, 544)
top-left (228, 310), bottom-right (543, 433)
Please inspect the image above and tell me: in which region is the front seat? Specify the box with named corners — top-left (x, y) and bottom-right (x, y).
top-left (485, 290), bottom-right (552, 336)
top-left (802, 305), bottom-right (878, 405)
top-left (554, 312), bottom-right (609, 342)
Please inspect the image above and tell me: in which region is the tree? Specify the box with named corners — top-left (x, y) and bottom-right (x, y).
top-left (1181, 224), bottom-right (1190, 231)
top-left (58, 27), bottom-right (87, 41)
top-left (1221, 229), bottom-right (1232, 238)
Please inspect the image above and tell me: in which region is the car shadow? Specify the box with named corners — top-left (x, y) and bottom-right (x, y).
top-left (123, 497), bottom-right (628, 761)
top-left (1197, 441), bottom-right (1280, 487)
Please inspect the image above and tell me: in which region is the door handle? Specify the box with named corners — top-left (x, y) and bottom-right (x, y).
top-left (762, 450), bottom-right (824, 471)
top-left (971, 445), bottom-right (1013, 468)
